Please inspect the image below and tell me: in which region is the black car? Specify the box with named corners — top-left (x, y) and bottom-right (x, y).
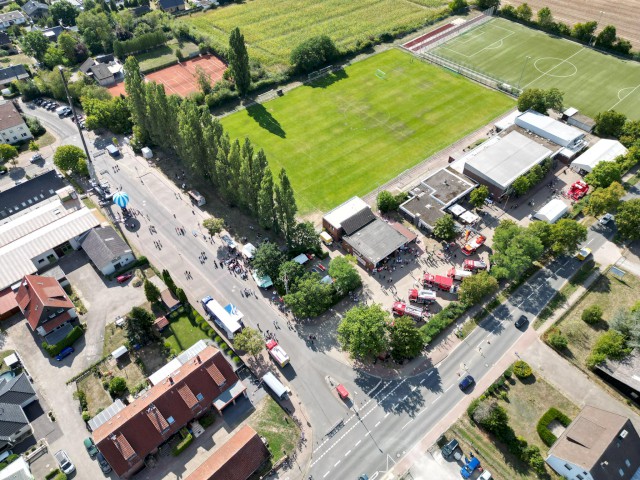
top-left (515, 315), bottom-right (528, 328)
top-left (459, 375), bottom-right (475, 391)
top-left (96, 452), bottom-right (112, 474)
top-left (441, 438), bottom-right (459, 457)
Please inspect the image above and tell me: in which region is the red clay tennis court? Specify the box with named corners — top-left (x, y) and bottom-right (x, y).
top-left (108, 54), bottom-right (227, 97)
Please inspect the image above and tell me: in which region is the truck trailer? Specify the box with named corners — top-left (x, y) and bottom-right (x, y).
top-left (423, 273), bottom-right (454, 291)
top-left (392, 301), bottom-right (426, 320)
top-left (408, 289), bottom-right (437, 304)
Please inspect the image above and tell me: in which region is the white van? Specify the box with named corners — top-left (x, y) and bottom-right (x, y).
top-left (0, 450), bottom-right (13, 462)
top-left (262, 372), bottom-right (290, 400)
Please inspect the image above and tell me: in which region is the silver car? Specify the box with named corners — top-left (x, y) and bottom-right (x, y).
top-left (54, 450), bottom-right (75, 475)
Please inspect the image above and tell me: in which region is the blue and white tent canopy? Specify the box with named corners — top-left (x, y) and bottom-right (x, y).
top-left (112, 192), bottom-right (129, 208)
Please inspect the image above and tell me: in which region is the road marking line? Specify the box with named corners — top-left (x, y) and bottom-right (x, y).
top-left (334, 460), bottom-right (340, 467)
top-left (402, 419), bottom-right (413, 430)
top-left (355, 440), bottom-right (362, 447)
top-left (323, 472), bottom-right (330, 478)
top-left (384, 412), bottom-right (390, 418)
top-left (402, 395), bottom-right (408, 401)
top-left (345, 450), bottom-right (352, 457)
top-left (428, 371), bottom-right (434, 376)
top-left (432, 397), bottom-right (440, 404)
top-left (375, 421), bottom-right (381, 428)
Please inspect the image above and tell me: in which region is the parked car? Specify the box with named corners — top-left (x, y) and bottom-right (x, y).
top-left (54, 450), bottom-right (75, 475)
top-left (599, 213), bottom-right (614, 225)
top-left (514, 315), bottom-right (528, 329)
top-left (441, 438), bottom-right (459, 457)
top-left (84, 437), bottom-right (98, 458)
top-left (478, 471), bottom-right (493, 480)
top-left (116, 273), bottom-right (133, 283)
top-left (458, 375), bottom-right (475, 391)
top-left (0, 450), bottom-right (13, 462)
top-left (55, 347), bottom-right (74, 361)
top-left (30, 153), bottom-right (43, 163)
top-left (96, 452), bottom-right (112, 474)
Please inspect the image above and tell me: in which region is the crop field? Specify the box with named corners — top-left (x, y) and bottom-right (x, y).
top-left (180, 0), bottom-right (449, 71)
top-left (221, 49), bottom-right (514, 215)
top-left (430, 17), bottom-right (640, 118)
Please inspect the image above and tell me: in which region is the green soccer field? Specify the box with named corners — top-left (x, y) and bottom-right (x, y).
top-left (431, 17), bottom-right (640, 119)
top-left (221, 49), bottom-right (514, 215)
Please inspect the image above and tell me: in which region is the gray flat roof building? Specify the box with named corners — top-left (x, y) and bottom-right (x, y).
top-left (343, 218), bottom-right (408, 268)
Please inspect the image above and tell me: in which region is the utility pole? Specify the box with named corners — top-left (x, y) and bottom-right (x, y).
top-left (58, 65), bottom-right (96, 182)
top-left (517, 55), bottom-right (531, 91)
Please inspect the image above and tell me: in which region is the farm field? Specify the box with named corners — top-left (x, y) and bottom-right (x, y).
top-left (221, 49), bottom-right (514, 215)
top-left (430, 17), bottom-right (640, 118)
top-left (180, 0), bottom-right (449, 71)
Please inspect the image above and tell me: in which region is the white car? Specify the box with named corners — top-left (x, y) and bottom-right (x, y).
top-left (599, 213), bottom-right (614, 225)
top-left (478, 471), bottom-right (493, 480)
top-left (54, 450), bottom-right (75, 475)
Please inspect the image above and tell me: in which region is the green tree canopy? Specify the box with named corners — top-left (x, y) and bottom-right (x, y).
top-left (389, 316), bottom-right (424, 360)
top-left (51, 0), bottom-right (79, 26)
top-left (458, 271), bottom-right (499, 306)
top-left (109, 377), bottom-right (127, 396)
top-left (252, 242), bottom-right (284, 280)
top-left (233, 327), bottom-right (264, 358)
top-left (143, 279), bottom-right (161, 303)
top-left (277, 260), bottom-right (306, 294)
top-left (0, 143), bottom-right (18, 164)
top-left (283, 273), bottom-right (334, 317)
top-left (53, 145), bottom-right (88, 176)
top-left (337, 304), bottom-right (390, 360)
top-left (572, 21), bottom-right (597, 43)
top-left (475, 0), bottom-right (499, 9)
top-left (515, 3), bottom-right (532, 21)
top-left (537, 6), bottom-right (553, 29)
top-left (549, 219), bottom-right (587, 255)
top-left (21, 31), bottom-right (49, 61)
top-left (616, 198), bottom-right (640, 241)
top-left (469, 185), bottom-right (489, 209)
top-left (585, 161), bottom-right (622, 188)
top-left (288, 221), bottom-right (320, 254)
top-left (290, 35), bottom-right (340, 74)
top-left (448, 0), bottom-right (468, 13)
top-left (491, 226), bottom-right (544, 280)
top-left (595, 25), bottom-right (617, 49)
top-left (228, 27), bottom-right (251, 96)
top-left (329, 255), bottom-right (362, 295)
top-left (594, 110), bottom-right (627, 138)
top-left (126, 306), bottom-right (155, 346)
top-left (202, 218), bottom-right (225, 235)
top-left (517, 87), bottom-right (564, 114)
top-left (587, 181), bottom-right (624, 216)
top-left (433, 214), bottom-right (457, 241)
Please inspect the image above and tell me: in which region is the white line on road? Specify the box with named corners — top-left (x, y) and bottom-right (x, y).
top-left (432, 397), bottom-right (441, 404)
top-left (355, 440), bottom-right (362, 447)
top-left (402, 395), bottom-right (408, 401)
top-left (334, 460), bottom-right (340, 467)
top-left (402, 419), bottom-right (413, 430)
top-left (345, 450), bottom-right (352, 457)
top-left (375, 421), bottom-right (381, 428)
top-left (384, 412), bottom-right (390, 418)
top-left (323, 472), bottom-right (330, 478)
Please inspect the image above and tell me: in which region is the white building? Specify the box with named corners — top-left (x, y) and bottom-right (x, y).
top-left (570, 139), bottom-right (628, 173)
top-left (516, 110), bottom-right (586, 152)
top-left (534, 198), bottom-right (569, 223)
top-left (0, 101), bottom-right (32, 145)
top-left (0, 11), bottom-right (26, 30)
top-left (80, 226), bottom-right (135, 276)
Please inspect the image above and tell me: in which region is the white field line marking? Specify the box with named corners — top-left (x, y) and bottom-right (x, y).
top-left (610, 83), bottom-right (640, 111)
top-left (522, 48), bottom-right (584, 89)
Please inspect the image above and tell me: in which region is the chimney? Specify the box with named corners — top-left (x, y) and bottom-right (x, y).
top-left (168, 377), bottom-right (174, 385)
top-left (196, 355), bottom-right (201, 364)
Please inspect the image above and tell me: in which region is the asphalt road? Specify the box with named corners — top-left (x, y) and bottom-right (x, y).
top-left (26, 105), bottom-right (616, 480)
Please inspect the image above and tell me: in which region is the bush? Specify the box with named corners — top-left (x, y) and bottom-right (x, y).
top-left (467, 397), bottom-right (481, 418)
top-left (42, 326), bottom-right (84, 357)
top-left (582, 304), bottom-right (603, 325)
top-left (290, 35), bottom-right (339, 74)
top-left (547, 329), bottom-right (569, 351)
top-left (232, 355), bottom-right (241, 364)
top-left (81, 411), bottom-right (91, 422)
top-left (45, 470), bottom-right (65, 480)
top-left (108, 377), bottom-right (127, 396)
top-left (172, 432), bottom-right (193, 456)
top-left (199, 411), bottom-right (216, 428)
top-left (537, 407), bottom-right (572, 446)
top-left (74, 390), bottom-right (88, 410)
top-left (214, 336), bottom-right (222, 343)
top-left (503, 365), bottom-right (513, 378)
top-left (512, 360), bottom-right (532, 379)
top-left (420, 302), bottom-right (468, 344)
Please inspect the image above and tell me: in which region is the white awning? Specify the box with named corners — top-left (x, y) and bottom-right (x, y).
top-left (112, 345), bottom-right (128, 359)
top-left (293, 253), bottom-right (309, 265)
top-left (242, 243), bottom-right (256, 259)
top-left (448, 204), bottom-right (467, 216)
top-left (460, 211), bottom-right (480, 224)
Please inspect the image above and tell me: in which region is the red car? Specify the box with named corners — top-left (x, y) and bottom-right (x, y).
top-left (116, 274), bottom-right (133, 283)
top-left (317, 263), bottom-right (326, 272)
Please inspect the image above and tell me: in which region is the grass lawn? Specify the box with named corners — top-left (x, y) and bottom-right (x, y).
top-left (35, 131), bottom-right (55, 148)
top-left (136, 40), bottom-right (200, 73)
top-left (447, 369), bottom-right (577, 480)
top-left (550, 270), bottom-right (640, 368)
top-left (162, 313), bottom-right (210, 353)
top-left (0, 350), bottom-right (15, 374)
top-left (103, 323), bottom-right (127, 357)
top-left (432, 17), bottom-right (640, 118)
top-left (247, 396), bottom-right (300, 459)
top-left (78, 374), bottom-right (113, 416)
top-left (222, 49), bottom-right (514, 214)
top-left (180, 0), bottom-right (449, 71)
top-left (0, 53), bottom-right (35, 66)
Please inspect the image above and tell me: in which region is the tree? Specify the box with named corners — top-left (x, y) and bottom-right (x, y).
top-left (43, 46), bottom-right (66, 69)
top-left (587, 181), bottom-right (624, 216)
top-left (616, 198), bottom-right (640, 241)
top-left (537, 7), bottom-right (553, 29)
top-left (21, 31), bottom-right (49, 61)
top-left (195, 65), bottom-right (212, 95)
top-left (329, 255), bottom-right (362, 295)
top-left (290, 35), bottom-right (340, 74)
top-left (585, 161), bottom-right (622, 188)
top-left (475, 0), bottom-right (500, 10)
top-left (572, 21), bottom-right (597, 43)
top-left (594, 110), bottom-right (627, 138)
top-left (0, 143), bottom-right (18, 165)
top-left (549, 219), bottom-right (587, 255)
top-left (620, 120), bottom-right (640, 148)
top-left (143, 279), bottom-right (161, 303)
top-left (432, 214), bottom-right (456, 241)
top-left (515, 3), bottom-right (532, 22)
top-left (614, 38), bottom-right (632, 55)
top-left (124, 57), bottom-right (149, 142)
top-left (595, 25), bottom-right (617, 49)
top-left (547, 328), bottom-right (568, 350)
top-left (544, 87), bottom-right (564, 112)
top-left (582, 305), bottom-right (603, 325)
top-left (472, 399), bottom-right (510, 439)
top-left (283, 274), bottom-right (334, 317)
top-left (448, 0), bottom-right (467, 13)
top-left (337, 304), bottom-right (390, 360)
top-left (458, 271), bottom-right (498, 306)
top-left (610, 308), bottom-right (640, 348)
top-left (50, 0), bottom-right (79, 26)
top-left (81, 96), bottom-right (131, 134)
top-left (513, 360), bottom-right (533, 378)
top-left (491, 228), bottom-right (544, 280)
top-left (469, 185), bottom-right (489, 209)
top-left (288, 221), bottom-right (320, 254)
top-left (511, 175), bottom-right (531, 196)
top-left (202, 218), bottom-right (224, 236)
top-left (233, 327), bottom-right (264, 358)
top-left (228, 27), bottom-right (251, 96)
top-left (252, 242), bottom-right (284, 280)
top-left (58, 32), bottom-right (88, 65)
top-left (275, 169), bottom-right (297, 243)
top-left (517, 87), bottom-right (563, 114)
top-left (528, 221), bottom-right (552, 249)
top-left (161, 269), bottom-right (176, 293)
top-left (389, 316), bottom-right (424, 361)
top-left (76, 10), bottom-right (112, 54)
top-left (126, 306), bottom-right (155, 346)
top-left (587, 330), bottom-right (631, 369)
top-left (108, 377), bottom-right (127, 396)
top-left (277, 260), bottom-right (305, 294)
top-left (377, 190), bottom-right (397, 213)
top-left (257, 168), bottom-right (277, 229)
top-left (53, 145), bottom-right (88, 176)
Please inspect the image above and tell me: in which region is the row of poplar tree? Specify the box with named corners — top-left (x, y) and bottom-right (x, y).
top-left (122, 56), bottom-right (298, 239)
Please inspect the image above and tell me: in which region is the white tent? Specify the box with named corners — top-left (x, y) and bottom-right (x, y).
top-left (293, 253), bottom-right (309, 265)
top-left (448, 204), bottom-right (467, 216)
top-left (534, 199), bottom-right (569, 223)
top-left (570, 139), bottom-right (627, 173)
top-left (242, 243), bottom-right (256, 259)
top-left (112, 345), bottom-right (128, 359)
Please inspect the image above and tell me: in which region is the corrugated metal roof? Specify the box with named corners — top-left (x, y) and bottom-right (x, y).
top-left (0, 207), bottom-right (99, 289)
top-left (88, 399), bottom-right (126, 431)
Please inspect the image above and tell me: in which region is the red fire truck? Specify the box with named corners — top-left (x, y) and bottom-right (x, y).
top-left (408, 289), bottom-right (437, 304)
top-left (423, 273), bottom-right (454, 291)
top-left (463, 259), bottom-right (487, 271)
top-left (392, 301), bottom-right (426, 320)
top-left (448, 268), bottom-right (473, 281)
top-left (266, 340), bottom-right (289, 368)
top-left (461, 235), bottom-right (486, 256)
top-left (567, 180), bottom-right (589, 200)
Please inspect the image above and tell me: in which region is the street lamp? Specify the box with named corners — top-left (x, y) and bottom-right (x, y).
top-left (517, 56), bottom-right (532, 90)
top-left (57, 66), bottom-right (96, 182)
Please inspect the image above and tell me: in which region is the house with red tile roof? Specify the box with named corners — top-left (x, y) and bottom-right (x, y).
top-left (185, 425), bottom-right (270, 480)
top-left (93, 345), bottom-right (246, 478)
top-left (14, 275), bottom-right (76, 337)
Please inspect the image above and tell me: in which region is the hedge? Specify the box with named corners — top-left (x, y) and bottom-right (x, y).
top-left (45, 470), bottom-right (66, 480)
top-left (537, 407), bottom-right (572, 446)
top-left (114, 31), bottom-right (167, 58)
top-left (172, 432), bottom-right (193, 456)
top-left (42, 326), bottom-right (85, 357)
top-left (419, 302), bottom-right (468, 344)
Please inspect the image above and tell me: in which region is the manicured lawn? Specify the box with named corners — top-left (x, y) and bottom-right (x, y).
top-left (180, 0), bottom-right (449, 71)
top-left (247, 396), bottom-right (300, 458)
top-left (446, 368), bottom-right (577, 480)
top-left (551, 270), bottom-right (640, 368)
top-left (136, 40), bottom-right (200, 73)
top-left (432, 17), bottom-right (640, 118)
top-left (222, 49), bottom-right (514, 214)
top-left (162, 313), bottom-right (209, 353)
